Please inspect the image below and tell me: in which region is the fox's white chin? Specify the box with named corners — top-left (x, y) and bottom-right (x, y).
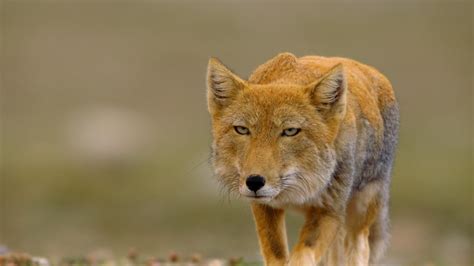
top-left (244, 195), bottom-right (273, 203)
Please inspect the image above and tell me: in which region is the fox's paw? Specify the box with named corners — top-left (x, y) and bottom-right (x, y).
top-left (288, 247), bottom-right (317, 266)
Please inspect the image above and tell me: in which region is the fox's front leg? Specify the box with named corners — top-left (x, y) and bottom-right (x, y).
top-left (251, 203), bottom-right (289, 266)
top-left (289, 208), bottom-right (341, 266)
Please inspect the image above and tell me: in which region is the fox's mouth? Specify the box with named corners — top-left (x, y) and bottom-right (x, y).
top-left (244, 195), bottom-right (270, 199)
top-left (244, 194), bottom-right (274, 203)
top-left (241, 189), bottom-right (279, 201)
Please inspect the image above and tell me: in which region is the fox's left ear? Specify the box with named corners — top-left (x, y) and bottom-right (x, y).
top-left (207, 57), bottom-right (246, 115)
top-left (307, 63), bottom-right (347, 119)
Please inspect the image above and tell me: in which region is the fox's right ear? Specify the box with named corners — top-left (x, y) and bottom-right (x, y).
top-left (207, 57), bottom-right (246, 114)
top-left (306, 63), bottom-right (347, 119)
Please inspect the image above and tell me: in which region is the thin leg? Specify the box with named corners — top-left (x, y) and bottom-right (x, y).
top-left (345, 182), bottom-right (382, 266)
top-left (251, 203), bottom-right (289, 266)
top-left (289, 208), bottom-right (341, 266)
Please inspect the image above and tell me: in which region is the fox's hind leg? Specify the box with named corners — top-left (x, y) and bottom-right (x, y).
top-left (344, 181), bottom-right (383, 266)
top-left (368, 184), bottom-right (390, 263)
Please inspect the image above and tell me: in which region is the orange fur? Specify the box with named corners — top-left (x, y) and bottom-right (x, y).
top-left (207, 52), bottom-right (399, 265)
top-left (251, 203), bottom-right (289, 265)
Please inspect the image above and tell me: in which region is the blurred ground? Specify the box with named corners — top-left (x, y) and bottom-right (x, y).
top-left (0, 1), bottom-right (472, 265)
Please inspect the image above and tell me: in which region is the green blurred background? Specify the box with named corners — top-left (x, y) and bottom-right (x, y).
top-left (0, 0), bottom-right (472, 265)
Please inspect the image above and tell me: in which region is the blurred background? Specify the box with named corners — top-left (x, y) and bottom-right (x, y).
top-left (0, 0), bottom-right (472, 265)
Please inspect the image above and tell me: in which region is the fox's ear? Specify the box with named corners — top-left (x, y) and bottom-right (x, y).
top-left (307, 63), bottom-right (347, 118)
top-left (207, 57), bottom-right (246, 114)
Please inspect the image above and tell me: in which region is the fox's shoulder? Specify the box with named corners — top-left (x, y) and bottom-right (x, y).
top-left (248, 53), bottom-right (339, 84)
top-left (249, 52), bottom-right (396, 105)
top-left (250, 53), bottom-right (386, 86)
top-left (248, 52), bottom-right (317, 85)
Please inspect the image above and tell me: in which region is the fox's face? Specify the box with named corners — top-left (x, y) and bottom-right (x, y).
top-left (206, 58), bottom-right (347, 206)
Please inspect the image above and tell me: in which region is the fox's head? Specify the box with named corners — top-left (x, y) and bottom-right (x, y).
top-left (206, 57), bottom-right (347, 206)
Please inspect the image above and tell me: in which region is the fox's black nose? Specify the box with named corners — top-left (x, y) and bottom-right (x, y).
top-left (246, 175), bottom-right (266, 192)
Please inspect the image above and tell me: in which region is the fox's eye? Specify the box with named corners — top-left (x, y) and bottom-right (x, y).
top-left (282, 128), bottom-right (301, 137)
top-left (234, 126), bottom-right (250, 135)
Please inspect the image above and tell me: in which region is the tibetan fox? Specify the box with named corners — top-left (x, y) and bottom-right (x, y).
top-left (206, 53), bottom-right (399, 266)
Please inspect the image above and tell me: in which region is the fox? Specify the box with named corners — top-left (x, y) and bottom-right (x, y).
top-left (206, 52), bottom-right (399, 266)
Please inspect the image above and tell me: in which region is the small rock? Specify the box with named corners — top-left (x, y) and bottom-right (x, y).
top-left (168, 251), bottom-right (179, 262)
top-left (32, 257), bottom-right (50, 266)
top-left (191, 253), bottom-right (202, 263)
